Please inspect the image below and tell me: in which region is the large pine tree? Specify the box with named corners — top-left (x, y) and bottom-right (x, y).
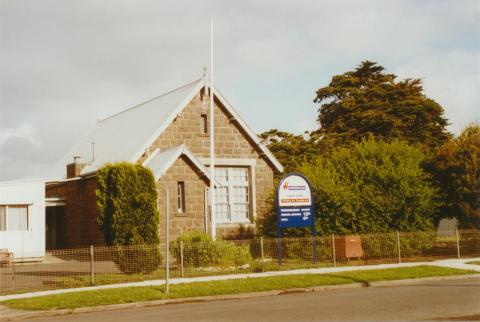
top-left (314, 61), bottom-right (450, 148)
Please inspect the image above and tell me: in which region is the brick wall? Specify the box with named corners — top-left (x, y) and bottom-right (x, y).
top-left (46, 177), bottom-right (105, 247)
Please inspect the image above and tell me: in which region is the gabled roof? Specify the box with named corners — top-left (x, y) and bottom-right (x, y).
top-left (49, 78), bottom-right (283, 179)
top-left (143, 145), bottom-right (219, 187)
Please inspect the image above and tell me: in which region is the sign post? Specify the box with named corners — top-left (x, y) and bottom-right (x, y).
top-left (276, 173), bottom-right (316, 266)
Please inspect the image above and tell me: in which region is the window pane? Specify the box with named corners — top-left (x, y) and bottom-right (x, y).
top-left (215, 168), bottom-right (228, 184)
top-left (231, 168), bottom-right (248, 183)
top-left (200, 114), bottom-right (208, 133)
top-left (7, 206), bottom-right (28, 231)
top-left (0, 206), bottom-right (6, 231)
top-left (232, 187), bottom-right (248, 203)
top-left (232, 204), bottom-right (248, 221)
top-left (215, 187), bottom-right (228, 203)
top-left (216, 204), bottom-right (228, 222)
top-left (177, 182), bottom-right (185, 213)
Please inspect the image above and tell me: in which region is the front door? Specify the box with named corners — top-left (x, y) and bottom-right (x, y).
top-left (46, 206), bottom-right (65, 250)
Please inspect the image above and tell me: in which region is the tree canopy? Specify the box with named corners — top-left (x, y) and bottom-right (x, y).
top-left (301, 138), bottom-right (439, 234)
top-left (257, 60), bottom-right (477, 235)
top-left (259, 129), bottom-right (323, 173)
top-left (258, 138), bottom-right (440, 236)
top-left (314, 61), bottom-right (450, 148)
top-left (431, 124), bottom-right (480, 229)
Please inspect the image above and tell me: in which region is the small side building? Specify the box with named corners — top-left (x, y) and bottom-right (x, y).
top-left (0, 180), bottom-right (46, 260)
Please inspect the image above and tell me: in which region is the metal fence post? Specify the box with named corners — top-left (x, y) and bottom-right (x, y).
top-left (12, 254), bottom-right (15, 291)
top-left (260, 237), bottom-right (265, 272)
top-left (89, 245), bottom-right (94, 286)
top-left (455, 228), bottom-right (461, 259)
top-left (165, 189), bottom-right (170, 294)
top-left (180, 240), bottom-right (184, 278)
top-left (331, 234), bottom-right (336, 267)
top-left (396, 231), bottom-right (402, 263)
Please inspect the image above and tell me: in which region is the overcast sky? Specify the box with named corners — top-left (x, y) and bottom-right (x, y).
top-left (1, 0), bottom-right (479, 181)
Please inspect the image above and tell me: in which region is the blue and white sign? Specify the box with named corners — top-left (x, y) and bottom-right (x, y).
top-left (277, 173), bottom-right (314, 228)
top-left (276, 173), bottom-right (317, 265)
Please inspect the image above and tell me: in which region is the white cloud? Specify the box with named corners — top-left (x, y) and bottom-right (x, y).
top-left (0, 123), bottom-right (38, 146)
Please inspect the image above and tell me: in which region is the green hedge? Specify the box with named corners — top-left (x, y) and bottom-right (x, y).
top-left (96, 162), bottom-right (162, 274)
top-left (361, 232), bottom-right (435, 259)
top-left (112, 245), bottom-right (163, 275)
top-left (170, 231), bottom-right (252, 268)
top-left (256, 237), bottom-right (332, 262)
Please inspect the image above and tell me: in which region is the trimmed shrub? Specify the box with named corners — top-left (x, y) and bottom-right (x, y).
top-left (112, 245), bottom-right (163, 275)
top-left (170, 231), bottom-right (252, 268)
top-left (96, 162), bottom-right (162, 274)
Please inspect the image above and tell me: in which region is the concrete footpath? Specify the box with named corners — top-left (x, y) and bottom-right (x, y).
top-left (0, 258), bottom-right (479, 321)
top-left (1, 258), bottom-right (480, 302)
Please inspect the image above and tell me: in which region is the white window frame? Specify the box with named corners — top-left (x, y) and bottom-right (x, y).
top-left (0, 205), bottom-right (29, 231)
top-left (215, 167), bottom-right (250, 224)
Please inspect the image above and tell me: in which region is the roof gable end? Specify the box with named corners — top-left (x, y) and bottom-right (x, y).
top-left (133, 84), bottom-right (284, 173)
top-left (143, 145), bottom-right (219, 186)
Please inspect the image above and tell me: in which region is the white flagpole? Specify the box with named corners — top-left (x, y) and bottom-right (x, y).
top-left (209, 18), bottom-right (216, 240)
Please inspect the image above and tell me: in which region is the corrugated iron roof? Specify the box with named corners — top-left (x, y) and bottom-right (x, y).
top-left (48, 78), bottom-right (284, 179)
top-left (49, 79), bottom-right (203, 178)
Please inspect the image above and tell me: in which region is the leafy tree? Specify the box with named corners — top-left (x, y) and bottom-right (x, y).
top-left (259, 129), bottom-right (325, 173)
top-left (259, 138), bottom-right (439, 237)
top-left (96, 162), bottom-right (162, 274)
top-left (431, 124), bottom-right (480, 229)
top-left (303, 138), bottom-right (439, 234)
top-left (314, 61), bottom-right (450, 148)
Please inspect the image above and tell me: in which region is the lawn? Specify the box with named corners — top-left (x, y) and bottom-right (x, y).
top-left (45, 260), bottom-right (332, 289)
top-left (2, 265), bottom-right (475, 311)
top-left (467, 261), bottom-right (480, 265)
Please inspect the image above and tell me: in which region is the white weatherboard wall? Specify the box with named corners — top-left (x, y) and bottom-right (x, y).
top-left (0, 180), bottom-right (45, 260)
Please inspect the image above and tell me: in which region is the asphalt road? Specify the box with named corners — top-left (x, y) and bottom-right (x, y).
top-left (30, 277), bottom-right (480, 321)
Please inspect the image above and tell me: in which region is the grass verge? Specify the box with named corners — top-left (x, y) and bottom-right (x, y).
top-left (47, 261), bottom-right (332, 289)
top-left (2, 265), bottom-right (475, 311)
top-left (467, 261), bottom-right (480, 265)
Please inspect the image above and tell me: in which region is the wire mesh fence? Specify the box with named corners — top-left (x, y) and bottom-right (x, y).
top-left (1, 229), bottom-right (479, 295)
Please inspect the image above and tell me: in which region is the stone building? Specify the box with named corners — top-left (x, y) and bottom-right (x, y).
top-left (45, 79), bottom-right (283, 248)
